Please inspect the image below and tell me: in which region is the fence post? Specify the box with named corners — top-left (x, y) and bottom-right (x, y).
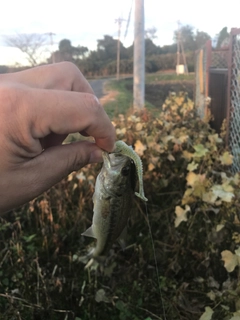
top-left (205, 39), bottom-right (212, 99)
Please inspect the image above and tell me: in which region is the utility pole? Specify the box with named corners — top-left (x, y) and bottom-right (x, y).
top-left (177, 21), bottom-right (180, 69)
top-left (115, 18), bottom-right (125, 80)
top-left (176, 22), bottom-right (188, 75)
top-left (45, 32), bottom-right (56, 63)
top-left (133, 0), bottom-right (145, 110)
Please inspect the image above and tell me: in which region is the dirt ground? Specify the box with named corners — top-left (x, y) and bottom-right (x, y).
top-left (99, 90), bottom-right (119, 105)
top-left (97, 78), bottom-right (195, 108)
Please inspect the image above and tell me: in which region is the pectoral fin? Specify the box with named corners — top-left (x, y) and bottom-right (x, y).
top-left (81, 226), bottom-right (96, 239)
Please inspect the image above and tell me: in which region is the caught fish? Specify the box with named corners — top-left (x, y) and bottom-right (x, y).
top-left (82, 141), bottom-right (147, 267)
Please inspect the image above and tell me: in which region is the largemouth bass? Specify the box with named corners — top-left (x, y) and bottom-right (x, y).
top-left (82, 141), bottom-right (147, 267)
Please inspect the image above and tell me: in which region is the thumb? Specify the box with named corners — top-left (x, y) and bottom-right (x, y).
top-left (34, 141), bottom-right (102, 189)
top-left (1, 141), bottom-right (102, 213)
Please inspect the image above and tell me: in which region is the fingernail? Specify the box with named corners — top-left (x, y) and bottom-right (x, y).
top-left (89, 148), bottom-right (103, 164)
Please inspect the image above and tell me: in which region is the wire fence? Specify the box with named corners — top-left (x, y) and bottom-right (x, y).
top-left (227, 29), bottom-right (240, 172)
top-left (195, 28), bottom-right (240, 172)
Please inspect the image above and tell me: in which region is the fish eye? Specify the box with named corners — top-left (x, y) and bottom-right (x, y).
top-left (121, 166), bottom-right (130, 176)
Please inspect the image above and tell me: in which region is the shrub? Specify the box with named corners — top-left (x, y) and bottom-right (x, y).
top-left (0, 93), bottom-right (239, 319)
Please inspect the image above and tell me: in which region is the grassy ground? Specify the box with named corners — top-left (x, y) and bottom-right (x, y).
top-left (102, 72), bottom-right (195, 118)
top-left (145, 72), bottom-right (195, 83)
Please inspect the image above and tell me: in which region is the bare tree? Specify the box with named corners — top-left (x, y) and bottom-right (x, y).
top-left (145, 27), bottom-right (157, 40)
top-left (3, 33), bottom-right (48, 66)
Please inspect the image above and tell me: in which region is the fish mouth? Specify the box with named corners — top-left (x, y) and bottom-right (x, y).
top-left (102, 152), bottom-right (130, 170)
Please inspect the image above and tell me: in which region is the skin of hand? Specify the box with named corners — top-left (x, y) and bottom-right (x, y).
top-left (0, 62), bottom-right (116, 214)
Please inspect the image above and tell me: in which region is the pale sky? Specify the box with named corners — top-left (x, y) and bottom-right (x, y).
top-left (0, 0), bottom-right (239, 65)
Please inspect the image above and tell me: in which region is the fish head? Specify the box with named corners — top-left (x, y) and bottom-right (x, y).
top-left (101, 152), bottom-right (136, 196)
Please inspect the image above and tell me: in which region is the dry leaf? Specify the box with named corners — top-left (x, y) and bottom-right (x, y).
top-left (221, 250), bottom-right (239, 272)
top-left (167, 154), bottom-right (175, 161)
top-left (175, 205), bottom-right (190, 227)
top-left (220, 152), bottom-right (233, 166)
top-left (186, 172), bottom-right (205, 187)
top-left (134, 140), bottom-right (147, 156)
top-left (216, 224), bottom-right (224, 232)
top-left (202, 191), bottom-right (218, 204)
top-left (199, 306), bottom-right (214, 320)
top-left (116, 128), bottom-right (126, 135)
top-left (135, 123), bottom-right (143, 131)
top-left (161, 135), bottom-right (174, 144)
top-left (182, 150), bottom-right (194, 161)
top-left (148, 163), bottom-right (155, 171)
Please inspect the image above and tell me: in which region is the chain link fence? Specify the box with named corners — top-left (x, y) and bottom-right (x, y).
top-left (227, 29), bottom-right (240, 172)
top-left (195, 29), bottom-right (240, 172)
top-left (211, 49), bottom-right (229, 68)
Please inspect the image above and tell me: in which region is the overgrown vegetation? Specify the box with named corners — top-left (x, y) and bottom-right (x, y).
top-left (1, 93), bottom-right (240, 320)
top-left (103, 73), bottom-right (195, 116)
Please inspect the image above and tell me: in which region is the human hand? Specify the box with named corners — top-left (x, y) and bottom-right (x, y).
top-left (0, 62), bottom-right (115, 213)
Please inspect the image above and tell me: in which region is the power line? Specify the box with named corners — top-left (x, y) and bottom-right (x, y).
top-left (124, 0), bottom-right (133, 41)
top-left (45, 32), bottom-right (56, 63)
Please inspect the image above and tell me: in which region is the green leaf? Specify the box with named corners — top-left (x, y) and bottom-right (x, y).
top-left (116, 300), bottom-right (125, 311)
top-left (187, 161), bottom-right (199, 171)
top-left (208, 134), bottom-right (222, 144)
top-left (199, 306), bottom-right (214, 320)
top-left (193, 144), bottom-right (209, 157)
top-left (23, 234), bottom-right (36, 242)
top-left (2, 278), bottom-right (9, 286)
top-left (95, 289), bottom-right (109, 303)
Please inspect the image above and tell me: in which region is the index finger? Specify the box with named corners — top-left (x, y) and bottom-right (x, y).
top-left (24, 87), bottom-right (116, 152)
top-left (0, 62), bottom-right (94, 94)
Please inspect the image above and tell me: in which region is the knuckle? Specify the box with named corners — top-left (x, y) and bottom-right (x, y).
top-left (59, 61), bottom-right (81, 76)
top-left (0, 85), bottom-right (19, 113)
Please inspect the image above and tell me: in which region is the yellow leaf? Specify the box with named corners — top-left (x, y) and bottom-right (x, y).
top-left (174, 205), bottom-right (190, 227)
top-left (220, 151), bottom-right (233, 165)
top-left (181, 188), bottom-right (194, 205)
top-left (221, 250), bottom-right (239, 272)
top-left (186, 172), bottom-right (205, 187)
top-left (135, 123), bottom-right (143, 131)
top-left (182, 150), bottom-right (194, 161)
top-left (148, 163), bottom-right (155, 171)
top-left (116, 128), bottom-right (126, 135)
top-left (216, 224), bottom-right (225, 232)
top-left (118, 114), bottom-right (125, 121)
top-left (134, 140), bottom-right (146, 156)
